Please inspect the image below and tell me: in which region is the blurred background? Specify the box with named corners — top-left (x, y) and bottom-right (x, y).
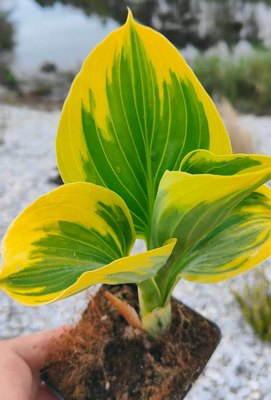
top-left (1, 1), bottom-right (271, 400)
top-left (1, 0), bottom-right (271, 114)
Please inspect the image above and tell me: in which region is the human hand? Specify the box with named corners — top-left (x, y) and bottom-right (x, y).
top-left (0, 327), bottom-right (67, 400)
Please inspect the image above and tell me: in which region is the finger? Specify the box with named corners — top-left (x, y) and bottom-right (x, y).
top-left (6, 326), bottom-right (70, 371)
top-left (0, 348), bottom-right (33, 400)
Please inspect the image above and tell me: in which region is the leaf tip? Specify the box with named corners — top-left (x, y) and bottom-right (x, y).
top-left (126, 7), bottom-right (135, 26)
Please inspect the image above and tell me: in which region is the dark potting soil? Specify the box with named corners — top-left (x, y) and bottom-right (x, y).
top-left (42, 285), bottom-right (220, 400)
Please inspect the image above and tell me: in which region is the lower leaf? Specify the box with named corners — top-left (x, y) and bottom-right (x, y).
top-left (0, 182), bottom-right (176, 305)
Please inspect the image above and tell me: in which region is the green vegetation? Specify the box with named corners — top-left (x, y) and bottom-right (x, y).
top-left (232, 268), bottom-right (271, 341)
top-left (0, 12), bottom-right (17, 92)
top-left (193, 49), bottom-right (271, 115)
top-left (0, 12), bottom-right (14, 52)
top-left (0, 65), bottom-right (18, 90)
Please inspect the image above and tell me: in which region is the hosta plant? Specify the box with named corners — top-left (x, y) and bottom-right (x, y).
top-left (1, 10), bottom-right (271, 338)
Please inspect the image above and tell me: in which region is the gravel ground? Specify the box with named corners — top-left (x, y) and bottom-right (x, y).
top-left (0, 104), bottom-right (271, 400)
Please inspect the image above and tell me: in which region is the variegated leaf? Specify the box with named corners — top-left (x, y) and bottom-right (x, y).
top-left (153, 151), bottom-right (271, 301)
top-left (180, 185), bottom-right (271, 284)
top-left (56, 11), bottom-right (231, 241)
top-left (0, 182), bottom-right (176, 305)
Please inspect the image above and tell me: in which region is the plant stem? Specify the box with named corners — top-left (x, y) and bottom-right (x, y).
top-left (138, 278), bottom-right (162, 314)
top-left (141, 302), bottom-right (172, 337)
top-left (138, 278), bottom-right (172, 337)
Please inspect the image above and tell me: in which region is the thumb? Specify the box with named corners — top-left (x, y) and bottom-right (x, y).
top-left (6, 326), bottom-right (70, 371)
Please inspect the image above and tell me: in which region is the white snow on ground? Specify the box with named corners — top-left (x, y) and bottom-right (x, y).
top-left (0, 104), bottom-right (271, 400)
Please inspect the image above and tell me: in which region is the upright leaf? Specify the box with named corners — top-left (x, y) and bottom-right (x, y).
top-left (56, 11), bottom-right (231, 240)
top-left (153, 151), bottom-right (271, 301)
top-left (0, 183), bottom-right (176, 305)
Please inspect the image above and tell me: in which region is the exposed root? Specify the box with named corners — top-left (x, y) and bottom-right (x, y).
top-left (104, 290), bottom-right (143, 330)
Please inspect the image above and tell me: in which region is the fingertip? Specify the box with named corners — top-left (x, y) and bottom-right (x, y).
top-left (8, 325), bottom-right (72, 370)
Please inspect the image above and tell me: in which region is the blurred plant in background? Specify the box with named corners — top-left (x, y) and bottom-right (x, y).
top-left (0, 11), bottom-right (14, 52)
top-left (232, 268), bottom-right (271, 342)
top-left (193, 49), bottom-right (271, 115)
top-left (0, 11), bottom-right (18, 92)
